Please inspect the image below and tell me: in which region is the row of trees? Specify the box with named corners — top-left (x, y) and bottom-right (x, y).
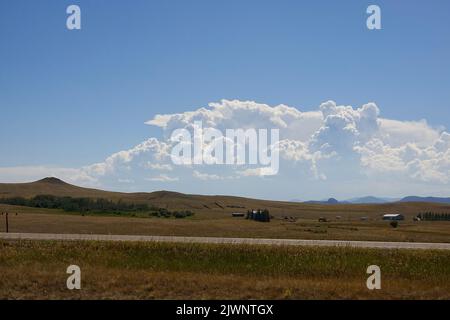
top-left (0, 195), bottom-right (195, 218)
top-left (0, 195), bottom-right (151, 213)
top-left (150, 208), bottom-right (195, 218)
top-left (417, 212), bottom-right (450, 221)
top-left (246, 209), bottom-right (271, 222)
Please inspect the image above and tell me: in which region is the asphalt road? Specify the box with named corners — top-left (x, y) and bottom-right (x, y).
top-left (1, 232), bottom-right (450, 249)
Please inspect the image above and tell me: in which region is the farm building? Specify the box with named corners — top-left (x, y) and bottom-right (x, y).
top-left (246, 209), bottom-right (271, 222)
top-left (382, 214), bottom-right (404, 221)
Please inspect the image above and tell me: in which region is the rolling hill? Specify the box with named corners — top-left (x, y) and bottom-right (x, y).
top-left (1, 177), bottom-right (450, 219)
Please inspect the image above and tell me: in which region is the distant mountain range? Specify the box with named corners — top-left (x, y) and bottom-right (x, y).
top-left (346, 196), bottom-right (401, 204)
top-left (300, 196), bottom-right (450, 205)
top-left (398, 196), bottom-right (450, 204)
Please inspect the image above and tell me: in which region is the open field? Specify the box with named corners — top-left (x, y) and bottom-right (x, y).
top-left (1, 179), bottom-right (449, 299)
top-left (1, 240), bottom-right (449, 299)
top-left (1, 178), bottom-right (450, 243)
top-left (1, 205), bottom-right (450, 243)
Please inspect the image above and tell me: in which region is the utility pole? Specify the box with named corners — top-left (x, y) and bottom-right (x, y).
top-left (5, 212), bottom-right (8, 233)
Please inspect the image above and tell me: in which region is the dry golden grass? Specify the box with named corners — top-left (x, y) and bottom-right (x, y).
top-left (1, 207), bottom-right (449, 243)
top-left (1, 240), bottom-right (449, 300)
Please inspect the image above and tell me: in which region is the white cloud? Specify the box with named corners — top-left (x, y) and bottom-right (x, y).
top-left (1, 99), bottom-right (449, 198)
top-left (239, 167), bottom-right (278, 177)
top-left (146, 99), bottom-right (323, 142)
top-left (310, 101), bottom-right (380, 153)
top-left (84, 138), bottom-right (171, 177)
top-left (378, 118), bottom-right (441, 148)
top-left (355, 137), bottom-right (450, 183)
top-left (192, 170), bottom-right (222, 180)
top-left (144, 163), bottom-right (173, 171)
top-left (146, 174), bottom-right (179, 182)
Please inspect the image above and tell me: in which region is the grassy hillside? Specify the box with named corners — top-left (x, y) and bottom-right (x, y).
top-left (1, 177), bottom-right (450, 220)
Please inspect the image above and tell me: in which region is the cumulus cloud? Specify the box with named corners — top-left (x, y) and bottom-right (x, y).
top-left (1, 99), bottom-right (449, 198)
top-left (84, 138), bottom-right (171, 177)
top-left (147, 99), bottom-right (323, 141)
top-left (356, 137), bottom-right (450, 183)
top-left (310, 101), bottom-right (380, 153)
top-left (145, 99), bottom-right (449, 185)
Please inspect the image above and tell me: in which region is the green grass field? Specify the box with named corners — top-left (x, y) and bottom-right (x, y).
top-left (1, 240), bottom-right (449, 299)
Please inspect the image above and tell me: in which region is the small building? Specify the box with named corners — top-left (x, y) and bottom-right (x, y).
top-left (382, 214), bottom-right (404, 221)
top-left (231, 212), bottom-right (245, 217)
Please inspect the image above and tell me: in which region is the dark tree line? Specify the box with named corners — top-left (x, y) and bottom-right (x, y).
top-left (150, 208), bottom-right (194, 218)
top-left (417, 212), bottom-right (450, 221)
top-left (246, 209), bottom-right (271, 222)
top-left (0, 195), bottom-right (150, 212)
top-left (0, 195), bottom-right (194, 218)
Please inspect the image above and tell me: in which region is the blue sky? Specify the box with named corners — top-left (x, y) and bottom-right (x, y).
top-left (1, 1), bottom-right (450, 200)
